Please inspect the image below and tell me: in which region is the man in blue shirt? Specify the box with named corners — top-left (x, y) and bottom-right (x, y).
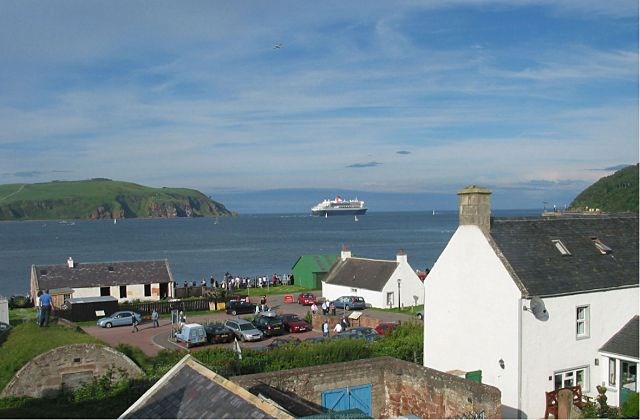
top-left (38, 290), bottom-right (54, 327)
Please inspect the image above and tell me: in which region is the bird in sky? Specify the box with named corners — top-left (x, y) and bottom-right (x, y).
top-left (273, 42), bottom-right (282, 49)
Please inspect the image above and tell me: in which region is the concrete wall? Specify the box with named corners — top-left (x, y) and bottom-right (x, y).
top-left (0, 343), bottom-right (143, 398)
top-left (424, 225), bottom-right (522, 417)
top-left (232, 356), bottom-right (501, 418)
top-left (520, 288), bottom-right (639, 417)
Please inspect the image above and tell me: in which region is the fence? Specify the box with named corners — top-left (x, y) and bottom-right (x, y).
top-left (119, 298), bottom-right (212, 316)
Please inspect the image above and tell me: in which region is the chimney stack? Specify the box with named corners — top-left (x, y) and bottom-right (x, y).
top-left (341, 244), bottom-right (352, 261)
top-left (67, 257), bottom-right (75, 268)
top-left (396, 249), bottom-right (408, 264)
top-left (458, 185), bottom-right (492, 234)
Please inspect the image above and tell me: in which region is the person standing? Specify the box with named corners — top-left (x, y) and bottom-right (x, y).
top-left (151, 309), bottom-right (159, 328)
top-left (322, 319), bottom-right (329, 337)
top-left (321, 301), bottom-right (328, 315)
top-left (131, 314), bottom-right (139, 333)
top-left (38, 290), bottom-right (54, 327)
top-left (333, 322), bottom-right (343, 335)
top-left (311, 302), bottom-right (318, 315)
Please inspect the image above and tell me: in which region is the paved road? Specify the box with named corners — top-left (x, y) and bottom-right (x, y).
top-left (81, 293), bottom-right (420, 356)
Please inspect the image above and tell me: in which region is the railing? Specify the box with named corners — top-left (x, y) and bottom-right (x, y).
top-left (119, 298), bottom-right (212, 315)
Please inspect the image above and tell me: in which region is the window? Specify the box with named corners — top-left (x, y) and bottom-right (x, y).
top-left (591, 238), bottom-right (613, 254)
top-left (552, 239), bottom-right (571, 256)
top-left (576, 305), bottom-right (590, 339)
top-left (144, 284), bottom-right (151, 297)
top-left (554, 367), bottom-right (588, 390)
top-left (350, 288), bottom-right (358, 294)
top-left (119, 285), bottom-right (127, 299)
top-left (386, 292), bottom-right (394, 306)
top-left (100, 287), bottom-right (110, 297)
top-left (609, 358), bottom-right (617, 386)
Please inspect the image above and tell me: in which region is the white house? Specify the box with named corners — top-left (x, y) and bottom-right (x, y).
top-left (598, 316), bottom-right (638, 408)
top-left (423, 186), bottom-right (638, 419)
top-left (30, 257), bottom-right (175, 306)
top-left (322, 246), bottom-right (424, 309)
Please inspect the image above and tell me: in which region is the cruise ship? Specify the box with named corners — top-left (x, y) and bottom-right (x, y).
top-left (311, 196), bottom-right (367, 216)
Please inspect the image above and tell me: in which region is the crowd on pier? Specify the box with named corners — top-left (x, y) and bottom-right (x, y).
top-left (180, 272), bottom-right (294, 291)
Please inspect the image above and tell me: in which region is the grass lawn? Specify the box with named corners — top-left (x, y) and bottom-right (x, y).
top-left (243, 285), bottom-right (316, 297)
top-left (0, 322), bottom-right (103, 392)
top-left (374, 305), bottom-right (424, 317)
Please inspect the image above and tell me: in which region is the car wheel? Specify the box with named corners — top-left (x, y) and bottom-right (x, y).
top-left (345, 305), bottom-right (350, 311)
top-left (232, 310), bottom-right (237, 315)
top-left (106, 322), bottom-right (112, 328)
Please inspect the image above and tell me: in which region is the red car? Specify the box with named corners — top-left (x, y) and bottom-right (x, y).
top-left (297, 292), bottom-right (317, 305)
top-left (278, 313), bottom-right (311, 333)
top-left (374, 322), bottom-right (399, 336)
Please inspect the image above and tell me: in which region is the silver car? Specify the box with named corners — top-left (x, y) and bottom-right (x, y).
top-left (224, 319), bottom-right (263, 342)
top-left (97, 311), bottom-right (142, 328)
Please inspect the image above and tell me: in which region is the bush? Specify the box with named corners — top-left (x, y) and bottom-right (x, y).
top-left (621, 392), bottom-right (639, 419)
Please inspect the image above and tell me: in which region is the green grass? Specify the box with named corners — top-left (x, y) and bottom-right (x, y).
top-left (0, 322), bottom-right (103, 392)
top-left (373, 304), bottom-right (424, 316)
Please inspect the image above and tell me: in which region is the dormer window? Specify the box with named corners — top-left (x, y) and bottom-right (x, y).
top-left (591, 237), bottom-right (612, 254)
top-left (552, 239), bottom-right (571, 256)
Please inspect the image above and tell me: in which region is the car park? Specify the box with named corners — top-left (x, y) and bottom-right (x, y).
top-left (175, 323), bottom-right (207, 348)
top-left (332, 296), bottom-right (366, 311)
top-left (96, 311), bottom-right (142, 328)
top-left (226, 300), bottom-right (257, 316)
top-left (297, 292), bottom-right (317, 305)
top-left (345, 326), bottom-right (381, 342)
top-left (278, 313), bottom-right (311, 333)
top-left (224, 319), bottom-right (263, 342)
top-left (252, 315), bottom-right (285, 337)
top-left (203, 323), bottom-right (234, 344)
top-left (374, 322), bottom-right (399, 336)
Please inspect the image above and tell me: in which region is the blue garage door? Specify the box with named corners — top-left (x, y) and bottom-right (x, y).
top-left (322, 384), bottom-right (372, 417)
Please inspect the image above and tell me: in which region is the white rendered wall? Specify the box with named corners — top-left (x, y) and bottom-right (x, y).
top-left (520, 287), bottom-right (639, 418)
top-left (380, 265), bottom-right (424, 309)
top-left (72, 284), bottom-right (161, 302)
top-left (423, 225), bottom-right (522, 416)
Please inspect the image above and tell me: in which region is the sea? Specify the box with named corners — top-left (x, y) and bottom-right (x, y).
top-left (0, 210), bottom-right (538, 297)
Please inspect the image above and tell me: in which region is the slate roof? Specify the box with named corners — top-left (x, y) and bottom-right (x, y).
top-left (120, 355), bottom-right (291, 419)
top-left (323, 258), bottom-right (398, 291)
top-left (489, 215), bottom-right (639, 297)
top-left (600, 316), bottom-right (639, 360)
top-left (33, 260), bottom-right (173, 290)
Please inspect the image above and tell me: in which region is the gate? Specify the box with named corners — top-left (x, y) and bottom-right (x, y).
top-left (321, 384), bottom-right (372, 417)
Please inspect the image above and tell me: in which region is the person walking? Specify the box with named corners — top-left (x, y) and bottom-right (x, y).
top-left (131, 314), bottom-right (139, 333)
top-left (311, 302), bottom-right (318, 315)
top-left (322, 319), bottom-right (330, 338)
top-left (151, 309), bottom-right (159, 328)
top-left (38, 290), bottom-right (54, 327)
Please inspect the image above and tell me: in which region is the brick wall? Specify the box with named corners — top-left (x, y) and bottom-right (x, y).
top-left (232, 356), bottom-right (501, 418)
top-left (0, 343), bottom-right (143, 398)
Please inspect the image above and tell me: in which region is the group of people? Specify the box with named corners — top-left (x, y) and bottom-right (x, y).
top-left (321, 316), bottom-right (351, 337)
top-left (181, 273), bottom-right (295, 291)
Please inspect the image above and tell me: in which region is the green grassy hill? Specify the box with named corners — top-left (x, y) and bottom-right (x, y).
top-left (0, 179), bottom-right (233, 221)
top-left (569, 164), bottom-right (639, 213)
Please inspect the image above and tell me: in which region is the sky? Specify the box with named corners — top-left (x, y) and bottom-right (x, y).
top-left (0, 0), bottom-right (638, 212)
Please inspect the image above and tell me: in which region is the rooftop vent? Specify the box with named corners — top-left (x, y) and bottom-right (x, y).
top-left (552, 239), bottom-right (571, 256)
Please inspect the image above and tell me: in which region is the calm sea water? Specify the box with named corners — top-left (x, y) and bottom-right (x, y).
top-left (0, 210), bottom-right (537, 296)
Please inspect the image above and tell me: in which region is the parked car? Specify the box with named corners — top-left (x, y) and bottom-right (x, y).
top-left (226, 300), bottom-right (257, 316)
top-left (203, 323), bottom-right (234, 344)
top-left (333, 331), bottom-right (364, 341)
top-left (297, 292), bottom-right (317, 305)
top-left (345, 326), bottom-right (381, 342)
top-left (252, 315), bottom-right (285, 337)
top-left (374, 322), bottom-right (400, 336)
top-left (175, 323), bottom-right (207, 348)
top-left (332, 296), bottom-right (366, 311)
top-left (267, 336), bottom-right (301, 350)
top-left (224, 319), bottom-right (263, 342)
top-left (278, 313), bottom-right (311, 333)
top-left (97, 311), bottom-right (142, 328)
top-left (304, 336), bottom-right (328, 344)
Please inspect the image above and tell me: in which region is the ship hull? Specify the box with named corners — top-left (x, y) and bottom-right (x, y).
top-left (311, 208), bottom-right (367, 216)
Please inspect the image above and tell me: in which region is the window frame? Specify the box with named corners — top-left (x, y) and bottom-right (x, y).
top-left (144, 284), bottom-right (151, 297)
top-left (576, 305), bottom-right (590, 339)
top-left (554, 366), bottom-right (589, 390)
top-left (386, 292), bottom-right (394, 306)
top-left (609, 358), bottom-right (617, 386)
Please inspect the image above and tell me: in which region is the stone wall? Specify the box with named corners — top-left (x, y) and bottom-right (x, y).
top-left (1, 343), bottom-right (143, 398)
top-left (310, 311), bottom-right (389, 331)
top-left (233, 356), bottom-right (501, 418)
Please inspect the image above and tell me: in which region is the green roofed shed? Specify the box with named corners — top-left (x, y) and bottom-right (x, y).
top-left (291, 255), bottom-right (339, 289)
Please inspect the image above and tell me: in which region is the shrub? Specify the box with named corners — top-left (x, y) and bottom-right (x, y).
top-left (621, 392), bottom-right (638, 419)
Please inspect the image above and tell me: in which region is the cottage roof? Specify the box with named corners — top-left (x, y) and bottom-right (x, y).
top-left (33, 259), bottom-right (173, 290)
top-left (489, 215), bottom-right (639, 297)
top-left (323, 257), bottom-right (398, 291)
top-left (600, 316), bottom-right (639, 360)
top-left (120, 355), bottom-right (291, 419)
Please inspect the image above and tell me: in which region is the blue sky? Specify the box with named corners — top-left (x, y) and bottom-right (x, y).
top-left (0, 0), bottom-right (637, 211)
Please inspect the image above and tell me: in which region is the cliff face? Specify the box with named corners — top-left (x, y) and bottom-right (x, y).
top-left (0, 179), bottom-right (234, 221)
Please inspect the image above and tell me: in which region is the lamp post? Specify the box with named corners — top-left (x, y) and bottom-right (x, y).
top-left (397, 279), bottom-right (401, 311)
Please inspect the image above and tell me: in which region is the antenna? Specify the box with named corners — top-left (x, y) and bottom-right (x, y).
top-left (523, 296), bottom-right (549, 321)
